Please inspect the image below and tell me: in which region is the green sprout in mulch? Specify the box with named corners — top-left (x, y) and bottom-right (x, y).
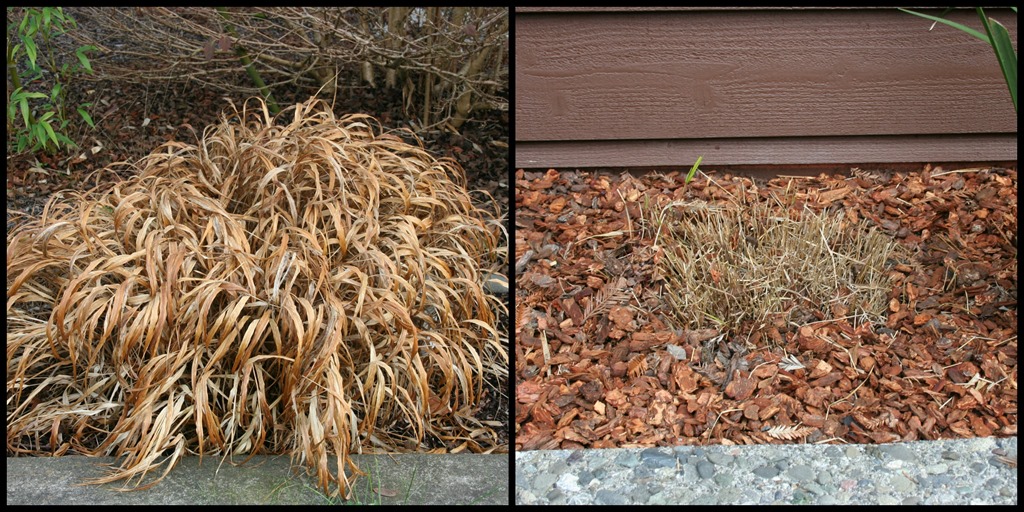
top-left (642, 182), bottom-right (908, 342)
top-left (6, 97), bottom-right (508, 499)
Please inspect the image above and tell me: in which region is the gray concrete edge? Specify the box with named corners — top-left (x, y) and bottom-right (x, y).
top-left (7, 452), bottom-right (509, 505)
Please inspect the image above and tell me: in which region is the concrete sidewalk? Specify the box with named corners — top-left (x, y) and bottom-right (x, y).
top-left (7, 453), bottom-right (509, 505)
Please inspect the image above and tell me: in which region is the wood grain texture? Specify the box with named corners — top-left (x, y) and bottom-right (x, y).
top-left (515, 134), bottom-right (1018, 168)
top-left (516, 8), bottom-right (1017, 164)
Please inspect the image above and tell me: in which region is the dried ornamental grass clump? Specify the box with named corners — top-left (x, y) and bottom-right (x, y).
top-left (645, 188), bottom-right (909, 342)
top-left (6, 97), bottom-right (508, 498)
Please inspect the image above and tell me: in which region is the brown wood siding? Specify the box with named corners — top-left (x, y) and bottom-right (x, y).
top-left (515, 7), bottom-right (1017, 168)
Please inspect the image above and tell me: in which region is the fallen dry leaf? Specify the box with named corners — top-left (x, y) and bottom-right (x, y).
top-left (374, 487), bottom-right (399, 497)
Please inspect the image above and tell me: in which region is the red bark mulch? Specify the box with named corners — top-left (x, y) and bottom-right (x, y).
top-left (514, 164), bottom-right (1016, 450)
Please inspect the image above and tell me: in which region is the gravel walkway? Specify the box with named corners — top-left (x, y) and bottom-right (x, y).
top-left (515, 437), bottom-right (1017, 505)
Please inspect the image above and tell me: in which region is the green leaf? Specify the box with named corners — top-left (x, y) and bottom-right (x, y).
top-left (898, 8), bottom-right (990, 43)
top-left (37, 111), bottom-right (55, 122)
top-left (30, 122), bottom-right (47, 146)
top-left (19, 98), bottom-right (31, 127)
top-left (51, 7), bottom-right (67, 24)
top-left (78, 107), bottom-right (95, 128)
top-left (23, 58), bottom-right (43, 78)
top-left (40, 119), bottom-right (59, 148)
top-left (75, 46), bottom-right (94, 74)
top-left (21, 34), bottom-right (38, 65)
top-left (981, 14), bottom-right (1017, 112)
top-left (55, 132), bottom-right (76, 149)
top-left (685, 155), bottom-right (704, 184)
top-left (10, 88), bottom-right (48, 103)
top-left (25, 13), bottom-right (39, 37)
top-left (18, 11), bottom-right (31, 34)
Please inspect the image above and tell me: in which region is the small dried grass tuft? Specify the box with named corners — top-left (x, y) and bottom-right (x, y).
top-left (644, 188), bottom-right (907, 342)
top-left (6, 97), bottom-right (507, 499)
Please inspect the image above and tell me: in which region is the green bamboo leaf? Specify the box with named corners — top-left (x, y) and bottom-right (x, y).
top-left (9, 87), bottom-right (26, 104)
top-left (30, 122), bottom-right (47, 148)
top-left (898, 8), bottom-right (990, 42)
top-left (981, 13), bottom-right (1017, 112)
top-left (55, 132), bottom-right (76, 149)
top-left (19, 97), bottom-right (31, 127)
top-left (40, 119), bottom-right (59, 148)
top-left (18, 11), bottom-right (31, 35)
top-left (76, 46), bottom-right (96, 74)
top-left (51, 7), bottom-right (67, 24)
top-left (21, 35), bottom-right (38, 65)
top-left (15, 90), bottom-right (48, 100)
top-left (78, 107), bottom-right (95, 128)
top-left (24, 10), bottom-right (40, 37)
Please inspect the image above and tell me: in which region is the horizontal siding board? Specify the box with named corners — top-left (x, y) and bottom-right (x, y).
top-left (516, 9), bottom-right (1017, 145)
top-left (515, 134), bottom-right (1018, 168)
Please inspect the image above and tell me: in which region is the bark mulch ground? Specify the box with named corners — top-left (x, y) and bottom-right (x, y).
top-left (514, 165), bottom-right (1016, 451)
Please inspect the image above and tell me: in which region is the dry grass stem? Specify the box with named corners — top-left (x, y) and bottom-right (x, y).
top-left (642, 187), bottom-right (908, 343)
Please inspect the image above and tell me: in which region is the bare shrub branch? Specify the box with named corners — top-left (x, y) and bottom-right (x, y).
top-left (64, 7), bottom-right (508, 130)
